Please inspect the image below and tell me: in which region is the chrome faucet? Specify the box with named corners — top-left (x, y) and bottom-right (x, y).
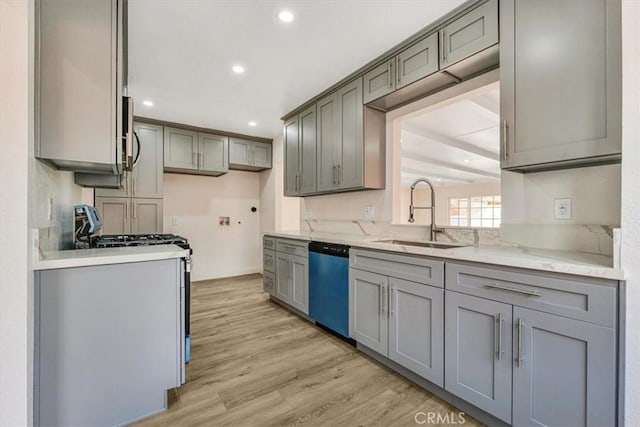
top-left (408, 177), bottom-right (442, 241)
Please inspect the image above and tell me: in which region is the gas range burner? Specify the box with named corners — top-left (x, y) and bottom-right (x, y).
top-left (94, 234), bottom-right (190, 250)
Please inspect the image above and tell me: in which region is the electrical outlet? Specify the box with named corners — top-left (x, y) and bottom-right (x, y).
top-left (364, 205), bottom-right (375, 219)
top-left (219, 216), bottom-right (230, 226)
top-left (554, 198), bottom-right (572, 220)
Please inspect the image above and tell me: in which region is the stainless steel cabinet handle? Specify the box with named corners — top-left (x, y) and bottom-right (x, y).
top-left (332, 165), bottom-right (337, 185)
top-left (337, 164), bottom-right (342, 185)
top-left (485, 282), bottom-right (541, 297)
top-left (124, 97), bottom-right (134, 171)
top-left (380, 284), bottom-right (386, 316)
top-left (389, 286), bottom-right (394, 317)
top-left (388, 59), bottom-right (393, 89)
top-left (439, 30), bottom-right (446, 66)
top-left (516, 318), bottom-right (524, 367)
top-left (125, 201), bottom-right (128, 219)
top-left (396, 56), bottom-right (401, 86)
top-left (503, 120), bottom-right (509, 160)
top-left (496, 313), bottom-right (504, 361)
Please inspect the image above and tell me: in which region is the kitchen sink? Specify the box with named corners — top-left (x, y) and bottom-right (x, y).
top-left (374, 239), bottom-right (467, 249)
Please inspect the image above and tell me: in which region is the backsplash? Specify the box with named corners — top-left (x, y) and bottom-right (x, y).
top-left (299, 219), bottom-right (502, 247)
top-left (298, 219), bottom-right (614, 256)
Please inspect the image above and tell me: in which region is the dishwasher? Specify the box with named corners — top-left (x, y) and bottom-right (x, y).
top-left (308, 241), bottom-right (351, 339)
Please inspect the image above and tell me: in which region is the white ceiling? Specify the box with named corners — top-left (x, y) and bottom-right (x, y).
top-left (400, 83), bottom-right (501, 187)
top-left (127, 0), bottom-right (465, 138)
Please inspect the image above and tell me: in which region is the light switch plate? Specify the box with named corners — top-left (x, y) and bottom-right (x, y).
top-left (554, 198), bottom-right (572, 220)
top-left (364, 205), bottom-right (375, 219)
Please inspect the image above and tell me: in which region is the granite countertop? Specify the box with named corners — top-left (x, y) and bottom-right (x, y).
top-left (265, 231), bottom-right (624, 281)
top-left (34, 245), bottom-right (190, 271)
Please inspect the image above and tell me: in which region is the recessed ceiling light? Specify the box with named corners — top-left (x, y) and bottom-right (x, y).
top-left (142, 100), bottom-right (153, 107)
top-left (248, 121), bottom-right (257, 127)
top-left (463, 159), bottom-right (470, 163)
top-left (278, 10), bottom-right (294, 22)
top-left (232, 65), bottom-right (245, 74)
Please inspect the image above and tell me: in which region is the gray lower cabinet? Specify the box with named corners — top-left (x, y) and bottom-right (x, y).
top-left (440, 0), bottom-right (498, 68)
top-left (350, 269), bottom-right (389, 355)
top-left (36, 0), bottom-right (125, 174)
top-left (95, 197), bottom-right (163, 235)
top-left (350, 266), bottom-right (444, 386)
top-left (444, 291), bottom-right (513, 423)
top-left (35, 259), bottom-right (182, 426)
top-left (512, 307), bottom-right (616, 427)
top-left (272, 240), bottom-right (309, 314)
top-left (388, 277), bottom-right (444, 386)
top-left (164, 127), bottom-right (228, 176)
top-left (500, 0), bottom-right (621, 171)
top-left (96, 122), bottom-right (164, 199)
top-left (229, 137), bottom-right (271, 171)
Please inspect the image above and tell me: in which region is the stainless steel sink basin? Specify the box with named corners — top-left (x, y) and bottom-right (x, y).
top-left (374, 239), bottom-right (467, 249)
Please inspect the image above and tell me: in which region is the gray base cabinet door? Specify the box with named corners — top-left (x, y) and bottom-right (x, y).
top-left (388, 278), bottom-right (444, 387)
top-left (500, 0), bottom-right (621, 169)
top-left (275, 253), bottom-right (292, 302)
top-left (349, 269), bottom-right (388, 355)
top-left (444, 291), bottom-right (512, 424)
top-left (290, 255), bottom-right (308, 314)
top-left (164, 127), bottom-right (198, 170)
top-left (131, 198), bottom-right (163, 234)
top-left (512, 307), bottom-right (616, 427)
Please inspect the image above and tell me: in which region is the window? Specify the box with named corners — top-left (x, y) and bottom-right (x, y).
top-left (449, 195), bottom-right (501, 228)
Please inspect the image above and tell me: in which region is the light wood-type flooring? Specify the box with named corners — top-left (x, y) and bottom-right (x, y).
top-left (133, 274), bottom-right (483, 427)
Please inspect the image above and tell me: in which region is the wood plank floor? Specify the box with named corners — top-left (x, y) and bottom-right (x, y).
top-left (133, 274), bottom-right (483, 427)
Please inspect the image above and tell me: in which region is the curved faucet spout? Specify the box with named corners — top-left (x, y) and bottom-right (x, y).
top-left (408, 177), bottom-right (441, 241)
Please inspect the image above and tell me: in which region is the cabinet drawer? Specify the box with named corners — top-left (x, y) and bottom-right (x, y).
top-left (263, 236), bottom-right (275, 250)
top-left (446, 262), bottom-right (617, 327)
top-left (350, 248), bottom-right (444, 288)
top-left (263, 271), bottom-right (275, 295)
top-left (276, 238), bottom-right (308, 258)
top-left (263, 250), bottom-right (276, 274)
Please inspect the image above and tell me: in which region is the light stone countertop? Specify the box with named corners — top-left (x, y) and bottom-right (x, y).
top-left (34, 245), bottom-right (190, 271)
top-left (265, 231), bottom-right (624, 281)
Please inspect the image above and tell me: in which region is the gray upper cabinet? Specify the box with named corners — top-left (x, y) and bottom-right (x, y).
top-left (96, 122), bottom-right (164, 199)
top-left (500, 0), bottom-right (621, 171)
top-left (229, 138), bottom-right (271, 171)
top-left (444, 291), bottom-right (513, 424)
top-left (95, 197), bottom-right (163, 235)
top-left (283, 106), bottom-right (315, 196)
top-left (316, 94), bottom-right (339, 192)
top-left (164, 127), bottom-right (198, 171)
top-left (283, 116), bottom-right (300, 196)
top-left (36, 0), bottom-right (124, 175)
top-left (397, 33), bottom-right (439, 89)
top-left (388, 277), bottom-right (444, 387)
top-left (336, 79), bottom-right (364, 190)
top-left (350, 269), bottom-right (389, 355)
top-left (512, 307), bottom-right (616, 427)
top-left (363, 60), bottom-right (395, 104)
top-left (200, 133), bottom-right (229, 173)
top-left (440, 0), bottom-right (498, 68)
top-left (164, 127), bottom-right (228, 176)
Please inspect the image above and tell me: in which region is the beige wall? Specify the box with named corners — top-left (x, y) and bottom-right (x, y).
top-left (163, 171), bottom-right (261, 281)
